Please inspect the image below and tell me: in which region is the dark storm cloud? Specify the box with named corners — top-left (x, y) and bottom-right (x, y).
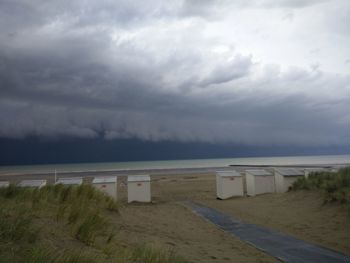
top-left (0, 0), bottom-right (172, 30)
top-left (0, 0), bottom-right (350, 146)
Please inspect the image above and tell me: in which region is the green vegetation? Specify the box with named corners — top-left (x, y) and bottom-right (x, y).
top-left (292, 167), bottom-right (350, 206)
top-left (131, 244), bottom-right (186, 263)
top-left (0, 184), bottom-right (186, 263)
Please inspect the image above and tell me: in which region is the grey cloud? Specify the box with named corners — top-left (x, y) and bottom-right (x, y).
top-left (1, 92), bottom-right (349, 146)
top-left (199, 55), bottom-right (252, 87)
top-left (179, 0), bottom-right (229, 18)
top-left (324, 2), bottom-right (350, 36)
top-left (282, 12), bottom-right (294, 21)
top-left (0, 0), bottom-right (331, 36)
top-left (222, 0), bottom-right (330, 9)
top-left (250, 0), bottom-right (329, 8)
top-left (0, 0), bottom-right (350, 147)
top-left (180, 0), bottom-right (329, 16)
top-left (0, 0), bottom-right (181, 41)
top-left (1, 53), bottom-right (349, 145)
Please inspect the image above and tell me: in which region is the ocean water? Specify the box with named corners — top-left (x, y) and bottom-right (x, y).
top-left (0, 154), bottom-right (350, 175)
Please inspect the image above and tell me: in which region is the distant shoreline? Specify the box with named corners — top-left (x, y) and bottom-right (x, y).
top-left (0, 166), bottom-right (229, 181)
top-left (229, 163), bottom-right (349, 168)
top-left (1, 162), bottom-right (349, 182)
top-left (1, 154), bottom-right (349, 181)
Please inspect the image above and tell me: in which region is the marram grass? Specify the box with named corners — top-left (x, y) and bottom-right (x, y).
top-left (0, 184), bottom-right (187, 263)
top-left (292, 167), bottom-right (350, 214)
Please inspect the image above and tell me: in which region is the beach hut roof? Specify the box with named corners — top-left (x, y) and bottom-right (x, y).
top-left (0, 181), bottom-right (9, 187)
top-left (128, 175), bottom-right (150, 182)
top-left (56, 177), bottom-right (83, 185)
top-left (92, 176), bottom-right (117, 184)
top-left (304, 168), bottom-right (326, 172)
top-left (245, 169), bottom-right (272, 176)
top-left (19, 180), bottom-right (46, 187)
top-left (216, 170), bottom-right (241, 177)
top-left (275, 168), bottom-right (304, 177)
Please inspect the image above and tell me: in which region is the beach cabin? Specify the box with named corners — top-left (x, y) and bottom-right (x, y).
top-left (18, 180), bottom-right (47, 188)
top-left (245, 169), bottom-right (274, 196)
top-left (0, 181), bottom-right (9, 188)
top-left (92, 176), bottom-right (117, 200)
top-left (216, 171), bottom-right (243, 199)
top-left (128, 175), bottom-right (151, 203)
top-left (274, 168), bottom-right (304, 193)
top-left (56, 177), bottom-right (83, 185)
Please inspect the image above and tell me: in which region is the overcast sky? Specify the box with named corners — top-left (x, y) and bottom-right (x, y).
top-left (1, 0), bottom-right (350, 147)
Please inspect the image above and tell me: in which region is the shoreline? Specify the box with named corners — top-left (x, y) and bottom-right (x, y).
top-left (0, 166), bottom-right (230, 178)
top-left (1, 154), bottom-right (349, 176)
top-left (1, 163), bottom-right (349, 182)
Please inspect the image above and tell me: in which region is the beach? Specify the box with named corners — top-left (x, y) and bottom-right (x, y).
top-left (83, 172), bottom-right (350, 262)
top-left (1, 160), bottom-right (350, 262)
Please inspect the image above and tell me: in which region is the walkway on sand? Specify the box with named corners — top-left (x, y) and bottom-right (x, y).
top-left (184, 201), bottom-right (350, 263)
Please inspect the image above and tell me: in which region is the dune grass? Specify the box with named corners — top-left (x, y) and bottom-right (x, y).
top-left (292, 167), bottom-right (350, 208)
top-left (131, 244), bottom-right (187, 263)
top-left (0, 184), bottom-right (186, 263)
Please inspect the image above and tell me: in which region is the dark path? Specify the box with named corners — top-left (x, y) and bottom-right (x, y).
top-left (184, 201), bottom-right (350, 263)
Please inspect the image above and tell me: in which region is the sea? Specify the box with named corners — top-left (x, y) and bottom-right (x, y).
top-left (0, 154), bottom-right (350, 175)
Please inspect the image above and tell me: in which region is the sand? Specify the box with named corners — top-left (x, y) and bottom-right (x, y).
top-left (112, 173), bottom-right (350, 262)
top-left (203, 191), bottom-right (350, 255)
top-left (118, 203), bottom-right (277, 263)
top-left (2, 171), bottom-right (349, 262)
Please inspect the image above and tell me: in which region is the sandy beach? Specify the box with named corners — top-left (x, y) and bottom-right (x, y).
top-left (115, 173), bottom-right (276, 262)
top-left (115, 172), bottom-right (350, 261)
top-left (1, 170), bottom-right (350, 262)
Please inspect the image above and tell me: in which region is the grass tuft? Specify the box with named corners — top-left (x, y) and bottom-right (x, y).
top-left (0, 205), bottom-right (38, 243)
top-left (0, 183), bottom-right (187, 263)
top-left (292, 167), bottom-right (350, 205)
top-left (75, 212), bottom-right (106, 245)
top-left (131, 244), bottom-right (187, 263)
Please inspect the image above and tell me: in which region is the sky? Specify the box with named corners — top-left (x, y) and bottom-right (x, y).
top-left (1, 0), bottom-right (350, 164)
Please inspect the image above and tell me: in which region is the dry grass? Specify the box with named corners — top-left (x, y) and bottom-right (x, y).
top-left (0, 184), bottom-right (187, 263)
top-left (292, 167), bottom-right (350, 211)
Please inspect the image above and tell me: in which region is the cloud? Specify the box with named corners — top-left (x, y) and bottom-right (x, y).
top-left (0, 0), bottom-right (350, 147)
top-left (246, 0), bottom-right (329, 8)
top-left (198, 55), bottom-right (252, 87)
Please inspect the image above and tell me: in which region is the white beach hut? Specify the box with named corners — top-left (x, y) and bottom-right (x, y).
top-left (56, 177), bottom-right (83, 185)
top-left (216, 171), bottom-right (243, 199)
top-left (127, 175), bottom-right (151, 203)
top-left (92, 176), bottom-right (117, 200)
top-left (245, 169), bottom-right (274, 196)
top-left (274, 168), bottom-right (304, 193)
top-left (18, 179), bottom-right (47, 188)
top-left (0, 181), bottom-right (9, 188)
